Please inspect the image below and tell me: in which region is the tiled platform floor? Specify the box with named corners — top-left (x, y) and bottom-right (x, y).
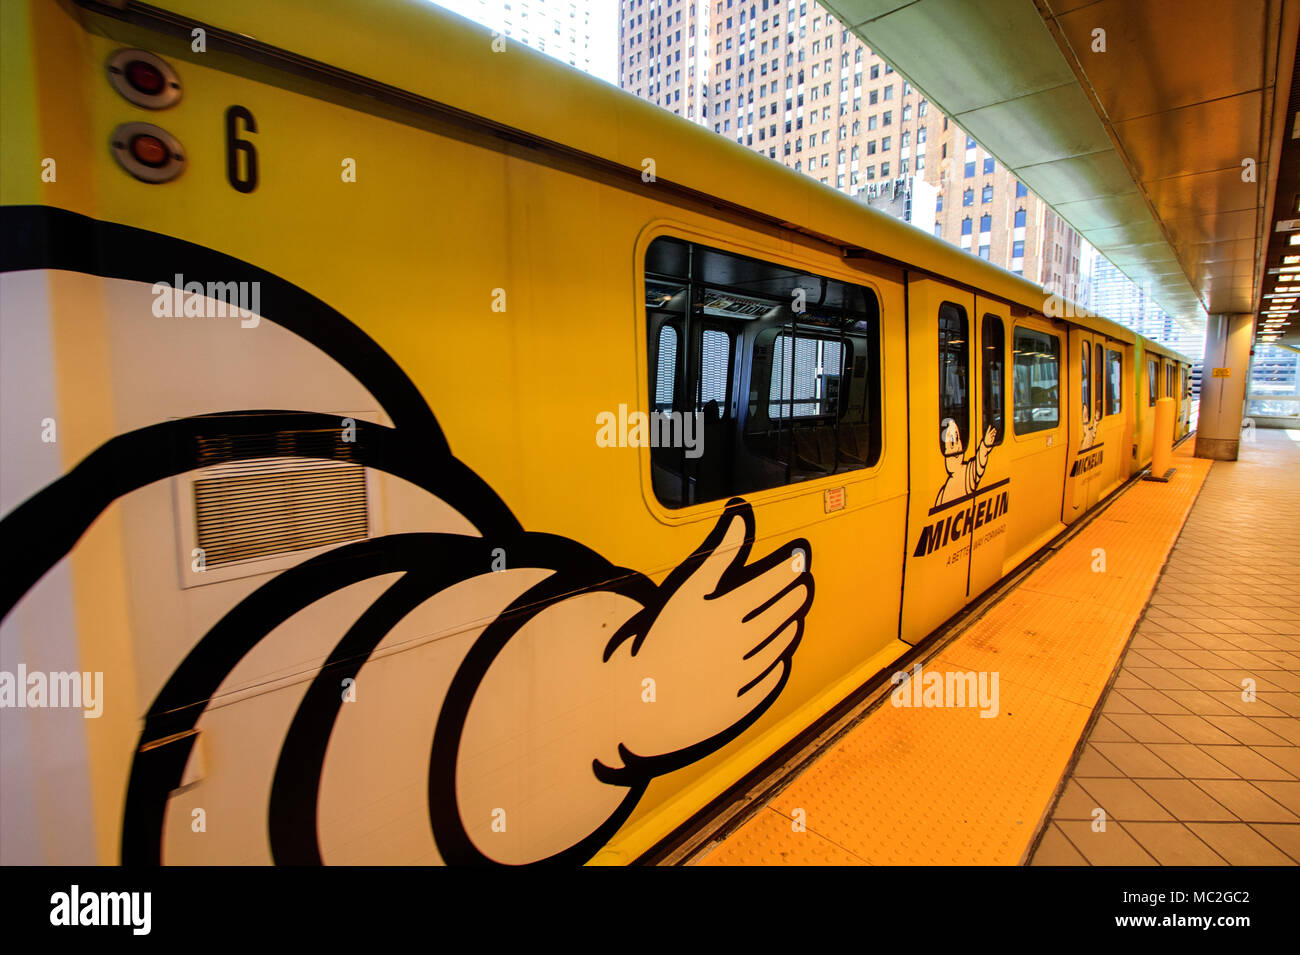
top-left (1032, 429), bottom-right (1300, 865)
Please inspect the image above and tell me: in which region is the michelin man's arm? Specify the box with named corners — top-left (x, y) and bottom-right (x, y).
top-left (977, 426), bottom-right (997, 471)
top-left (452, 501), bottom-right (812, 865)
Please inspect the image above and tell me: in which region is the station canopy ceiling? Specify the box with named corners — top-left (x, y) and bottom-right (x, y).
top-left (822, 0), bottom-right (1300, 346)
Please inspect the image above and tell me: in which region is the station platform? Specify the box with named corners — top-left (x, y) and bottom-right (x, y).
top-left (683, 430), bottom-right (1300, 866)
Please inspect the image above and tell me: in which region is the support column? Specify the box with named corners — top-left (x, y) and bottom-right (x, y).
top-left (1194, 313), bottom-right (1254, 461)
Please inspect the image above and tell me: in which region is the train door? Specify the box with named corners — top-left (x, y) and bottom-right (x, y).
top-left (1095, 340), bottom-right (1128, 497)
top-left (900, 278), bottom-right (979, 644)
top-left (965, 299), bottom-right (1014, 598)
top-left (1138, 352), bottom-right (1158, 465)
top-left (1178, 364), bottom-right (1190, 437)
top-left (999, 316), bottom-right (1067, 569)
top-left (1063, 327), bottom-right (1102, 521)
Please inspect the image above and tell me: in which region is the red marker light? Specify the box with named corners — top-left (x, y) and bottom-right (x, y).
top-left (129, 134), bottom-right (169, 168)
top-left (124, 59), bottom-right (166, 95)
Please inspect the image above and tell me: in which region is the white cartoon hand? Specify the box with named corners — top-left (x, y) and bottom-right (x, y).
top-left (606, 500), bottom-right (813, 773)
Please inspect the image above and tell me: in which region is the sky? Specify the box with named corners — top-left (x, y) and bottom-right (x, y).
top-left (427, 0), bottom-right (620, 84)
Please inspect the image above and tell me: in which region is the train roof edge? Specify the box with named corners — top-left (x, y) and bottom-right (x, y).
top-left (73, 0), bottom-right (1199, 365)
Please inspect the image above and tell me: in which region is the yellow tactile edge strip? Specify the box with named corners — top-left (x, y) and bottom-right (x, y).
top-left (699, 443), bottom-right (1214, 866)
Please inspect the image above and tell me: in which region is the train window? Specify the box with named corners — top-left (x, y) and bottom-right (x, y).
top-left (1080, 341), bottom-right (1090, 419)
top-left (644, 235), bottom-right (881, 509)
top-left (939, 302), bottom-right (969, 453)
top-left (1180, 367), bottom-right (1188, 399)
top-left (1105, 348), bottom-right (1122, 416)
top-left (1166, 364), bottom-right (1173, 398)
top-left (981, 313), bottom-right (1004, 446)
top-left (1094, 342), bottom-right (1104, 421)
top-left (1147, 358), bottom-right (1157, 407)
top-left (1012, 327), bottom-right (1060, 434)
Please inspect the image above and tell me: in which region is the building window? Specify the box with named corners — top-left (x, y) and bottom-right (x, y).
top-left (961, 217), bottom-right (972, 236)
top-left (963, 188), bottom-right (974, 206)
top-left (964, 161), bottom-right (975, 178)
top-left (1014, 208), bottom-right (1026, 228)
top-left (936, 194), bottom-right (943, 212)
top-left (981, 185), bottom-right (993, 203)
top-left (1012, 240), bottom-right (1025, 258)
top-left (983, 157), bottom-right (994, 174)
top-left (979, 214), bottom-right (991, 232)
top-left (1015, 180), bottom-right (1028, 198)
top-left (1013, 328), bottom-right (1060, 434)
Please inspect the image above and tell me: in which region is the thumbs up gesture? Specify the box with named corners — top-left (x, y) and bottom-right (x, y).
top-left (603, 499), bottom-right (814, 775)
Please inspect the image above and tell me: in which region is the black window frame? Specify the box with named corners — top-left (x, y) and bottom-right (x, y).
top-left (981, 313), bottom-right (1005, 446)
top-left (1105, 348), bottom-right (1123, 416)
top-left (1081, 341), bottom-right (1090, 418)
top-left (938, 302), bottom-right (970, 453)
top-left (644, 235), bottom-right (882, 510)
top-left (1147, 358), bottom-right (1157, 407)
top-left (1094, 342), bottom-right (1105, 422)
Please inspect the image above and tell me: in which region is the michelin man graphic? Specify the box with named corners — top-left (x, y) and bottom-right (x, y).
top-left (935, 417), bottom-right (997, 507)
top-left (0, 209), bottom-right (814, 867)
top-left (1079, 398), bottom-right (1099, 450)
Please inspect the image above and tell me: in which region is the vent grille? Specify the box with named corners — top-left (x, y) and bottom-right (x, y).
top-left (193, 457), bottom-right (368, 568)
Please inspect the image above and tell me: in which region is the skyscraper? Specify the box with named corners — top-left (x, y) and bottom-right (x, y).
top-left (1087, 253), bottom-right (1206, 356)
top-left (618, 0), bottom-right (1083, 286)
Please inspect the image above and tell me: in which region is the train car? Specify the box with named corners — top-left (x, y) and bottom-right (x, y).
top-left (1135, 339), bottom-right (1196, 462)
top-left (0, 0), bottom-right (1193, 866)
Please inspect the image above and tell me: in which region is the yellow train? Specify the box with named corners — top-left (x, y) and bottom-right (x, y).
top-left (0, 0), bottom-right (1194, 865)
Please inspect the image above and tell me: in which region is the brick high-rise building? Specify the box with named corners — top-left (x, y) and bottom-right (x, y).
top-left (619, 0), bottom-right (711, 120)
top-left (619, 0), bottom-right (1082, 286)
